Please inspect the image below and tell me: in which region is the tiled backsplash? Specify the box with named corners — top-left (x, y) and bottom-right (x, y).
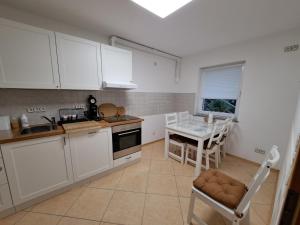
top-left (0, 89), bottom-right (195, 124)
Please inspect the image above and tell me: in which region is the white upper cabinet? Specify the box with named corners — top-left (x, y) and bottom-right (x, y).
top-left (101, 44), bottom-right (136, 88)
top-left (56, 33), bottom-right (102, 90)
top-left (0, 18), bottom-right (60, 89)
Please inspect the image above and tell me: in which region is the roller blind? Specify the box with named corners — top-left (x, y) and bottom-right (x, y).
top-left (200, 64), bottom-right (242, 99)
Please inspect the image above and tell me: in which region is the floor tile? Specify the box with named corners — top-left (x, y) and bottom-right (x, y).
top-left (143, 194), bottom-right (183, 225)
top-left (89, 170), bottom-right (124, 189)
top-left (179, 197), bottom-right (225, 225)
top-left (66, 188), bottom-right (113, 221)
top-left (15, 212), bottom-right (60, 225)
top-left (253, 182), bottom-right (277, 204)
top-left (103, 191), bottom-right (145, 225)
top-left (58, 217), bottom-right (99, 225)
top-left (116, 171), bottom-right (148, 193)
top-left (0, 211), bottom-right (27, 225)
top-left (32, 186), bottom-right (85, 215)
top-left (141, 145), bottom-right (153, 159)
top-left (150, 160), bottom-right (173, 175)
top-left (175, 176), bottom-right (193, 197)
top-left (171, 161), bottom-right (194, 177)
top-left (251, 203), bottom-right (273, 224)
top-left (147, 174), bottom-right (178, 196)
top-left (123, 159), bottom-right (150, 175)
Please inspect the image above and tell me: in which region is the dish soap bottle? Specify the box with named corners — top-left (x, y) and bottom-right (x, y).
top-left (20, 114), bottom-right (29, 129)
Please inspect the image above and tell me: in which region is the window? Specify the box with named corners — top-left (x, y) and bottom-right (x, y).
top-left (197, 63), bottom-right (243, 117)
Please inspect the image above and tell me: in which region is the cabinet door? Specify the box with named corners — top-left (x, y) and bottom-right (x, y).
top-left (0, 18), bottom-right (60, 89)
top-left (101, 44), bottom-right (132, 83)
top-left (0, 185), bottom-right (13, 211)
top-left (56, 32), bottom-right (101, 90)
top-left (1, 136), bottom-right (73, 205)
top-left (69, 128), bottom-right (113, 182)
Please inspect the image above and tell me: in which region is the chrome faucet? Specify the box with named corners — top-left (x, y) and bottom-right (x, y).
top-left (41, 116), bottom-right (57, 129)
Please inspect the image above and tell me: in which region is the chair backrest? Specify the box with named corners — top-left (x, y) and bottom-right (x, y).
top-left (235, 145), bottom-right (280, 216)
top-left (178, 111), bottom-right (190, 122)
top-left (165, 113), bottom-right (178, 126)
top-left (223, 117), bottom-right (234, 136)
top-left (207, 121), bottom-right (227, 149)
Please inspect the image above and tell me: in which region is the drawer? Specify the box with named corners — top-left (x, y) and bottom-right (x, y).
top-left (113, 151), bottom-right (141, 167)
top-left (0, 159), bottom-right (7, 185)
top-left (0, 184), bottom-right (13, 211)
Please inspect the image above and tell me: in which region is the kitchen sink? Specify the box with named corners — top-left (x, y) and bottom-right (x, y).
top-left (20, 124), bottom-right (55, 135)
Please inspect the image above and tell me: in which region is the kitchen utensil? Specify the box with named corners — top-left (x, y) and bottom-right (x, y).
top-left (99, 103), bottom-right (117, 117)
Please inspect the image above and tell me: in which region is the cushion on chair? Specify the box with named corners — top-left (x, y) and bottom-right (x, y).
top-left (187, 139), bottom-right (216, 150)
top-left (193, 169), bottom-right (247, 209)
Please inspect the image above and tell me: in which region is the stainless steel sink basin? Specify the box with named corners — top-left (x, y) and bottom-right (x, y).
top-left (20, 124), bottom-right (54, 135)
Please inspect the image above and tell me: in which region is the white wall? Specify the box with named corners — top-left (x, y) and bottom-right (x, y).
top-left (271, 91), bottom-right (300, 225)
top-left (178, 29), bottom-right (300, 168)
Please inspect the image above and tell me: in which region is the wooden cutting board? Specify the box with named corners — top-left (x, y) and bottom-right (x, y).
top-left (62, 121), bottom-right (104, 134)
top-left (117, 106), bottom-right (125, 116)
top-left (99, 103), bottom-right (117, 117)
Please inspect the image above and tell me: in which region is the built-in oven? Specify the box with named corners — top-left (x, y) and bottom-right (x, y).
top-left (112, 122), bottom-right (142, 160)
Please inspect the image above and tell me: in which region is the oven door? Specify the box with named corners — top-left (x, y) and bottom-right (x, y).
top-left (112, 127), bottom-right (141, 159)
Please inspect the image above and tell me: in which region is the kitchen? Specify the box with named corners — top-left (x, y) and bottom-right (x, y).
top-left (0, 1), bottom-right (300, 225)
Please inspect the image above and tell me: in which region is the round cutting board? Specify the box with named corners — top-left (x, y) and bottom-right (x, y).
top-left (117, 106), bottom-right (126, 116)
top-left (99, 103), bottom-right (117, 117)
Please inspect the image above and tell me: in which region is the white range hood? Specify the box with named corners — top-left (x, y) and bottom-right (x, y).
top-left (102, 81), bottom-right (137, 89)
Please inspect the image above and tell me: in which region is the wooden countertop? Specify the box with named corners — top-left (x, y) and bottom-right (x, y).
top-left (0, 118), bottom-right (144, 144)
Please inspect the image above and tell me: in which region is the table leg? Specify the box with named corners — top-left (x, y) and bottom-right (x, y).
top-left (164, 129), bottom-right (169, 159)
top-left (195, 138), bottom-right (203, 178)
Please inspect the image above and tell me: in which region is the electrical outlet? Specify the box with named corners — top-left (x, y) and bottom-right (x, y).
top-left (27, 105), bottom-right (46, 113)
top-left (284, 44), bottom-right (299, 53)
top-left (74, 104), bottom-right (85, 109)
top-left (255, 148), bottom-right (266, 155)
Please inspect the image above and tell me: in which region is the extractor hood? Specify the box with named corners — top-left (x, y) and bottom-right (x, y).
top-left (102, 81), bottom-right (138, 89)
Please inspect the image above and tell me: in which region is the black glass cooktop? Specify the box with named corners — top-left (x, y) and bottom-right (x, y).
top-left (103, 115), bottom-right (140, 123)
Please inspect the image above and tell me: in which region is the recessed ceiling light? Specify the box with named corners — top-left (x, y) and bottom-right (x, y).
top-left (131, 0), bottom-right (193, 18)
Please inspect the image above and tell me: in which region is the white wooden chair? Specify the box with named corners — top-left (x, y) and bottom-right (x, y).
top-left (187, 145), bottom-right (280, 225)
top-left (178, 111), bottom-right (190, 122)
top-left (165, 113), bottom-right (186, 164)
top-left (192, 116), bottom-right (205, 122)
top-left (185, 121), bottom-right (226, 170)
top-left (218, 117), bottom-right (234, 160)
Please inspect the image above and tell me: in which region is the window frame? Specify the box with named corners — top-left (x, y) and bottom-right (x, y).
top-left (194, 62), bottom-right (245, 119)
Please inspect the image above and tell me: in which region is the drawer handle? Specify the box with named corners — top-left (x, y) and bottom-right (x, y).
top-left (88, 131), bottom-right (97, 135)
top-left (125, 156), bottom-right (132, 160)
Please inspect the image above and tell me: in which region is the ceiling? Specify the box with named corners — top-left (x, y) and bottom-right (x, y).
top-left (1, 0), bottom-right (300, 56)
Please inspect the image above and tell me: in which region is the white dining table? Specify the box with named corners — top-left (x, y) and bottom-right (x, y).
top-left (164, 118), bottom-right (221, 178)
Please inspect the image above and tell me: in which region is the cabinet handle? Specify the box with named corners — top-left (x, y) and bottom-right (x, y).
top-left (118, 130), bottom-right (139, 136)
top-left (88, 131), bottom-right (97, 135)
top-left (125, 156), bottom-right (132, 160)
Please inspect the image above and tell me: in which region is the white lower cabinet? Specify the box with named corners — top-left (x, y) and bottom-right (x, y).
top-left (113, 151), bottom-right (141, 167)
top-left (0, 184), bottom-right (13, 211)
top-left (69, 127), bottom-right (113, 182)
top-left (1, 135), bottom-right (73, 205)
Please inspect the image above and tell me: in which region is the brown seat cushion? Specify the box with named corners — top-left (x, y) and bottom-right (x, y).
top-left (193, 169), bottom-right (247, 209)
top-left (186, 139), bottom-right (216, 150)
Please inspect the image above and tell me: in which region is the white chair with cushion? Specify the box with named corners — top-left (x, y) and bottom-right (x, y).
top-left (187, 145), bottom-right (280, 225)
top-left (218, 117), bottom-right (234, 160)
top-left (185, 121), bottom-right (226, 170)
top-left (178, 111), bottom-right (190, 122)
top-left (165, 113), bottom-right (186, 164)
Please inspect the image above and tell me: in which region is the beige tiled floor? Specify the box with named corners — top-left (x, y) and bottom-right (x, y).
top-left (0, 140), bottom-right (278, 225)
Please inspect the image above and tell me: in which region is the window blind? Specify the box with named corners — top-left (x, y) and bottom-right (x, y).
top-left (200, 64), bottom-right (242, 99)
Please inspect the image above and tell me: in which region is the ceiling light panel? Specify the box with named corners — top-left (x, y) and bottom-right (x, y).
top-left (131, 0), bottom-right (193, 18)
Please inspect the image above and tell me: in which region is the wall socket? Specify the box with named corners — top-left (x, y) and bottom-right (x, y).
top-left (27, 106), bottom-right (46, 113)
top-left (255, 148), bottom-right (266, 155)
top-left (284, 44), bottom-right (299, 53)
top-left (74, 104), bottom-right (86, 109)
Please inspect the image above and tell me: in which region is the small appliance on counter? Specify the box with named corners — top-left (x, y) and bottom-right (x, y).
top-left (87, 95), bottom-right (100, 121)
top-left (58, 108), bottom-right (88, 125)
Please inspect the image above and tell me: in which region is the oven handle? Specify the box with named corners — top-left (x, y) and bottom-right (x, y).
top-left (118, 129), bottom-right (140, 136)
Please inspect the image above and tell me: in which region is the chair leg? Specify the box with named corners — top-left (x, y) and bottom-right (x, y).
top-left (185, 147), bottom-right (189, 164)
top-left (187, 190), bottom-right (196, 224)
top-left (215, 151), bottom-right (219, 168)
top-left (240, 209), bottom-right (250, 225)
top-left (205, 153), bottom-right (209, 170)
top-left (181, 144), bottom-right (185, 164)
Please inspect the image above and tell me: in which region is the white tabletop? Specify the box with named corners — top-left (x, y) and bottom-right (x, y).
top-left (166, 120), bottom-right (216, 139)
